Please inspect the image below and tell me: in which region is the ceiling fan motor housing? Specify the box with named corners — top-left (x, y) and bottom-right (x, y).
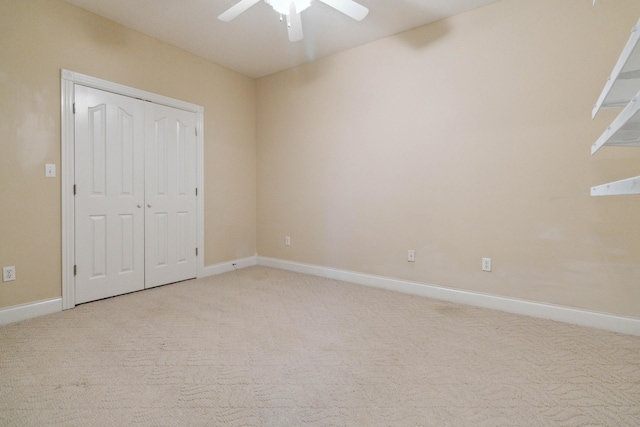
top-left (266, 0), bottom-right (312, 15)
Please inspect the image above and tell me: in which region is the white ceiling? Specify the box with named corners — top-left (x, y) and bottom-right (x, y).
top-left (62, 0), bottom-right (501, 78)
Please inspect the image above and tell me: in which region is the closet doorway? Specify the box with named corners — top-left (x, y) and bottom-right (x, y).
top-left (62, 70), bottom-right (205, 308)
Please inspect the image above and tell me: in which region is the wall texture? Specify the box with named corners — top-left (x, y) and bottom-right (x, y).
top-left (0, 0), bottom-right (257, 309)
top-left (257, 0), bottom-right (640, 318)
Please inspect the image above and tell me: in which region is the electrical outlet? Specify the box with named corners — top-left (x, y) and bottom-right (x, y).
top-left (285, 236), bottom-right (291, 246)
top-left (408, 250), bottom-right (415, 262)
top-left (482, 258), bottom-right (492, 272)
top-left (3, 266), bottom-right (16, 282)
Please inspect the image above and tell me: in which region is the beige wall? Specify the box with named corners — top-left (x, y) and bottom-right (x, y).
top-left (257, 0), bottom-right (640, 317)
top-left (0, 0), bottom-right (256, 308)
top-left (2, 0), bottom-right (639, 320)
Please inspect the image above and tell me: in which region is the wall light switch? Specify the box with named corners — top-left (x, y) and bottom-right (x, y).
top-left (408, 250), bottom-right (415, 262)
top-left (45, 164), bottom-right (56, 178)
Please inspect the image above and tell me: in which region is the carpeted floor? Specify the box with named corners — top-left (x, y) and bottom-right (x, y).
top-left (1, 266), bottom-right (639, 426)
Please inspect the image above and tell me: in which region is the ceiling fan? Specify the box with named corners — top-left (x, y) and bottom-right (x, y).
top-left (218, 0), bottom-right (369, 42)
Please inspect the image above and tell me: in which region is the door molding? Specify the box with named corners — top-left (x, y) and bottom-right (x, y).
top-left (61, 69), bottom-right (205, 309)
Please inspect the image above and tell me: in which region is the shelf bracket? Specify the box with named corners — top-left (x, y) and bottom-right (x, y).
top-left (591, 176), bottom-right (640, 196)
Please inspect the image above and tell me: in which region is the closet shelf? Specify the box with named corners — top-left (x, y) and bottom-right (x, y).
top-left (592, 91), bottom-right (640, 154)
top-left (591, 176), bottom-right (640, 196)
top-left (592, 17), bottom-right (640, 118)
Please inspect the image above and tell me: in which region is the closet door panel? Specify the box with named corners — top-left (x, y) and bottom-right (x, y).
top-left (74, 85), bottom-right (145, 304)
top-left (145, 103), bottom-right (198, 288)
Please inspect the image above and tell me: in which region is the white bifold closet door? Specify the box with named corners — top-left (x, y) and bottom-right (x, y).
top-left (74, 85), bottom-right (197, 304)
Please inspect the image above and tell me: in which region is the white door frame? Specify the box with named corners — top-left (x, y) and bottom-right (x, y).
top-left (61, 69), bottom-right (205, 310)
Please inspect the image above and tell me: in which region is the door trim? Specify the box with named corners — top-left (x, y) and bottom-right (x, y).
top-left (61, 69), bottom-right (205, 310)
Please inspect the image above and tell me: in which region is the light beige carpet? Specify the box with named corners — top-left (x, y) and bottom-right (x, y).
top-left (1, 266), bottom-right (639, 426)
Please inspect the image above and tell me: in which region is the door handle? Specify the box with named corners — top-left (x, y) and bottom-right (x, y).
top-left (147, 204), bottom-right (152, 208)
top-left (137, 204), bottom-right (142, 208)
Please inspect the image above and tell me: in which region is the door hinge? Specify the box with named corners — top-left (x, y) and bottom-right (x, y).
top-left (196, 248), bottom-right (198, 256)
top-left (73, 184), bottom-right (76, 195)
top-left (74, 265), bottom-right (77, 276)
top-left (195, 187), bottom-right (198, 196)
top-left (73, 103), bottom-right (76, 114)
top-left (195, 128), bottom-right (198, 136)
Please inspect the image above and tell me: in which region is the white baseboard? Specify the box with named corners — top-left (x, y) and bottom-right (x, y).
top-left (0, 298), bottom-right (63, 326)
top-left (201, 256), bottom-right (257, 277)
top-left (1, 257), bottom-right (257, 326)
top-left (258, 256), bottom-right (640, 336)
top-left (4, 257), bottom-right (638, 337)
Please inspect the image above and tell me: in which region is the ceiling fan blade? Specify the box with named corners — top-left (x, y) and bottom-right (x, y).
top-left (218, 0), bottom-right (261, 22)
top-left (317, 0), bottom-right (369, 21)
top-left (287, 3), bottom-right (304, 42)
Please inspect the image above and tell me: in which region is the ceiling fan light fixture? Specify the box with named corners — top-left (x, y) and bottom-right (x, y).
top-left (218, 0), bottom-right (369, 42)
top-left (266, 0), bottom-right (311, 16)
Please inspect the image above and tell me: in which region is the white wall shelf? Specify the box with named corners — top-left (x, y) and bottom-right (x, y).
top-left (592, 91), bottom-right (640, 154)
top-left (591, 18), bottom-right (640, 196)
top-left (592, 18), bottom-right (640, 118)
top-left (591, 176), bottom-right (640, 196)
